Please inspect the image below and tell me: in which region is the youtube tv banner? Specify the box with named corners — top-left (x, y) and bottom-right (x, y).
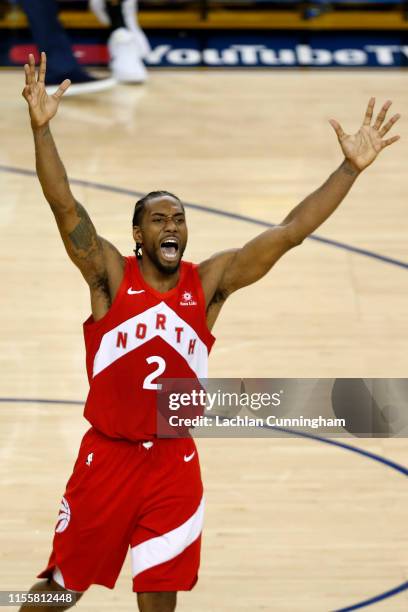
top-left (3, 30), bottom-right (408, 68)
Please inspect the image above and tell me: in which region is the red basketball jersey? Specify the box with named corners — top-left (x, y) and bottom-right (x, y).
top-left (83, 256), bottom-right (215, 441)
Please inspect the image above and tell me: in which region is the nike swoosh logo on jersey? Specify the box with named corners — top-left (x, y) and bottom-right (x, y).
top-left (127, 288), bottom-right (145, 295)
top-left (184, 451), bottom-right (196, 462)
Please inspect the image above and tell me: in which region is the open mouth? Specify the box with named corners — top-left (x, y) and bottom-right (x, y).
top-left (160, 238), bottom-right (179, 261)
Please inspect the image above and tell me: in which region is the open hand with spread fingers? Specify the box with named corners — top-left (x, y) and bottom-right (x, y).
top-left (22, 52), bottom-right (71, 128)
top-left (329, 98), bottom-right (401, 172)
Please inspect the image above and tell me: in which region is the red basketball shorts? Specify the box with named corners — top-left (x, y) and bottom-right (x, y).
top-left (38, 427), bottom-right (204, 593)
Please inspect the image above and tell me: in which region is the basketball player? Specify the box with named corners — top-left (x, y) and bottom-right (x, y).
top-left (20, 53), bottom-right (400, 612)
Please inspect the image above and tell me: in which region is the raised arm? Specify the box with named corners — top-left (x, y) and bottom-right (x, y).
top-left (22, 52), bottom-right (124, 320)
top-left (199, 98), bottom-right (400, 326)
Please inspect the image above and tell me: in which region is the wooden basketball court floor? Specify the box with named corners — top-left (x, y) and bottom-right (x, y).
top-left (1, 68), bottom-right (407, 611)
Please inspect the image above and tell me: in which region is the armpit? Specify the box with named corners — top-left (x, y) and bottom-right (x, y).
top-left (89, 273), bottom-right (112, 307)
top-left (210, 288), bottom-right (229, 306)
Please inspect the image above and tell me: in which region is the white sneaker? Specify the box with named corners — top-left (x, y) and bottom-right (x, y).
top-left (108, 27), bottom-right (147, 83)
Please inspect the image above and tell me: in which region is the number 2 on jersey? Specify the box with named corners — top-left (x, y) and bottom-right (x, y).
top-left (143, 356), bottom-right (166, 390)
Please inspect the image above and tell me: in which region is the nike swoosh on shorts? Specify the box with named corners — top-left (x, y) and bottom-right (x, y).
top-left (184, 451), bottom-right (196, 462)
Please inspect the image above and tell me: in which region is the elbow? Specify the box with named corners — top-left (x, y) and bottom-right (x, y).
top-left (284, 225), bottom-right (304, 248)
top-left (44, 191), bottom-right (76, 215)
top-left (288, 234), bottom-right (304, 248)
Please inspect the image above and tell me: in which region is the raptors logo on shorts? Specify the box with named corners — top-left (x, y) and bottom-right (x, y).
top-left (55, 497), bottom-right (71, 534)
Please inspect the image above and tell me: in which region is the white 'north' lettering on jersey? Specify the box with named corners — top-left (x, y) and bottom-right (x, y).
top-left (92, 301), bottom-right (208, 379)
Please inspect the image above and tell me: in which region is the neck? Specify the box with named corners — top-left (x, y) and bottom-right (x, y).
top-left (138, 256), bottom-right (180, 293)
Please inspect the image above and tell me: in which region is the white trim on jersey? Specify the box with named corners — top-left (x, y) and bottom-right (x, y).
top-left (131, 497), bottom-right (205, 578)
top-left (92, 302), bottom-right (208, 379)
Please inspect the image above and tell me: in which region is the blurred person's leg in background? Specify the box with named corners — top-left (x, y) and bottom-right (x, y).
top-left (19, 0), bottom-right (115, 95)
top-left (90, 0), bottom-right (150, 82)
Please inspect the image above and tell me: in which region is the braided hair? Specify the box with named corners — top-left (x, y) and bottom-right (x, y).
top-left (132, 190), bottom-right (183, 259)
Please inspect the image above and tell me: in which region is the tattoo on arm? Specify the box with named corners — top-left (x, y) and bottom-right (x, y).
top-left (68, 202), bottom-right (98, 252)
top-left (66, 202), bottom-right (112, 302)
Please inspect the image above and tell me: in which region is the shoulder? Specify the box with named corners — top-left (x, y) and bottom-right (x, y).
top-left (100, 238), bottom-right (126, 268)
top-left (197, 249), bottom-right (238, 306)
top-left (198, 249), bottom-right (238, 283)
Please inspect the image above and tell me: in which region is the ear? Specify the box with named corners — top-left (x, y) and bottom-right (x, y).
top-left (132, 226), bottom-right (142, 243)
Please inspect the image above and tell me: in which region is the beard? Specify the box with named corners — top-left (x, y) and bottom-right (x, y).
top-left (143, 243), bottom-right (185, 275)
top-left (154, 259), bottom-right (180, 276)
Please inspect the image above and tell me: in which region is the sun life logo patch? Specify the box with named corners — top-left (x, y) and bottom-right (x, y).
top-left (180, 291), bottom-right (197, 306)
